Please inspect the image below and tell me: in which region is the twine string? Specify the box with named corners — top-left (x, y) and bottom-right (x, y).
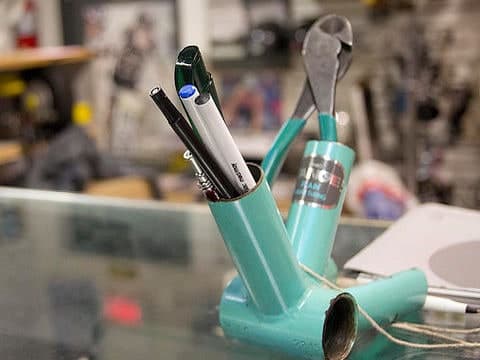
top-left (299, 263), bottom-right (480, 350)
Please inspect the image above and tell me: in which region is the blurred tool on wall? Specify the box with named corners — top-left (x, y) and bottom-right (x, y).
top-left (0, 74), bottom-right (27, 186)
top-left (21, 77), bottom-right (59, 144)
top-left (351, 1), bottom-right (479, 210)
top-left (77, 2), bottom-right (177, 161)
top-left (109, 13), bottom-right (155, 155)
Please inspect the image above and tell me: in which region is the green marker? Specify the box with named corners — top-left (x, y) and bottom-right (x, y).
top-left (174, 45), bottom-right (223, 123)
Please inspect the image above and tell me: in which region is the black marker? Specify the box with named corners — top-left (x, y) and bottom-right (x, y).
top-left (149, 87), bottom-right (239, 199)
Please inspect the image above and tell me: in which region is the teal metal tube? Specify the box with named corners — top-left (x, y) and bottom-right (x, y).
top-left (220, 276), bottom-right (357, 359)
top-left (286, 140), bottom-right (355, 275)
top-left (209, 164), bottom-right (307, 315)
top-left (282, 140), bottom-right (427, 333)
top-left (348, 269), bottom-right (428, 329)
top-left (209, 164), bottom-right (358, 359)
top-left (208, 163), bottom-right (426, 358)
top-left (319, 113), bottom-right (338, 142)
top-left (325, 257), bottom-right (339, 281)
top-left (262, 117), bottom-right (307, 186)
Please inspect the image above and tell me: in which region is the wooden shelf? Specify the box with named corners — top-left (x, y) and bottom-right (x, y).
top-left (0, 141), bottom-right (22, 165)
top-left (0, 46), bottom-right (94, 72)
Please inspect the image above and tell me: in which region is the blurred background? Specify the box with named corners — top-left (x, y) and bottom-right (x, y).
top-left (0, 1), bottom-right (479, 359)
top-left (0, 0), bottom-right (479, 218)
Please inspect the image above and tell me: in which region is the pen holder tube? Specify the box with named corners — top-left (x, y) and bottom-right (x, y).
top-left (286, 140), bottom-right (355, 275)
top-left (208, 164), bottom-right (307, 315)
top-left (220, 277), bottom-right (357, 359)
top-left (209, 164), bottom-right (358, 359)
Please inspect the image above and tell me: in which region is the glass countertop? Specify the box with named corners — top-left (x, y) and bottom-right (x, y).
top-left (0, 187), bottom-right (478, 359)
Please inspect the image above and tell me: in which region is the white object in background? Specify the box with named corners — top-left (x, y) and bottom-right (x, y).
top-left (0, 0), bottom-right (23, 51)
top-left (345, 203), bottom-right (480, 292)
top-left (335, 111), bottom-right (353, 145)
top-left (177, 0), bottom-right (209, 55)
top-left (110, 88), bottom-right (145, 156)
top-left (346, 159), bottom-right (417, 219)
top-left (37, 0), bottom-right (63, 46)
top-left (231, 131), bottom-right (277, 159)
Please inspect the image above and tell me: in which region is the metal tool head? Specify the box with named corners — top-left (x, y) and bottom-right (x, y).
top-left (301, 14), bottom-right (353, 115)
top-left (303, 14), bottom-right (353, 81)
top-left (315, 14), bottom-right (353, 79)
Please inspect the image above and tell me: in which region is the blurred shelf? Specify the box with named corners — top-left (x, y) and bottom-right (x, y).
top-left (0, 46), bottom-right (94, 72)
top-left (84, 177), bottom-right (156, 200)
top-left (212, 53), bottom-right (290, 69)
top-left (232, 131), bottom-right (277, 159)
top-left (0, 141), bottom-right (22, 165)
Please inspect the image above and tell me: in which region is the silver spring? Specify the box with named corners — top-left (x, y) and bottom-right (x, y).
top-left (183, 150), bottom-right (215, 192)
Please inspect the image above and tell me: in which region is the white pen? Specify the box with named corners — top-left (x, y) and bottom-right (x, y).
top-left (189, 90), bottom-right (255, 193)
top-left (424, 295), bottom-right (480, 314)
top-left (179, 84), bottom-right (244, 192)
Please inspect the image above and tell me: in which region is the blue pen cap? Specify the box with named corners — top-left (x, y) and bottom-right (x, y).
top-left (179, 84), bottom-right (197, 99)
